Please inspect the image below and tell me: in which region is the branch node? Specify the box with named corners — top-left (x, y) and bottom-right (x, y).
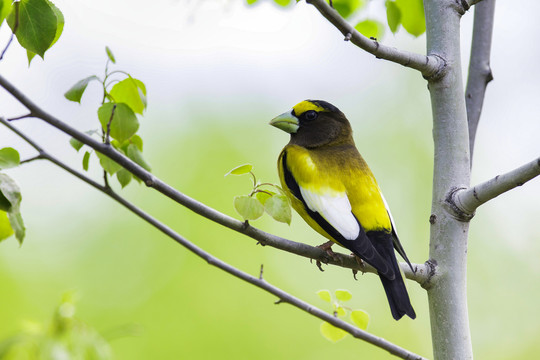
top-left (429, 214), bottom-right (437, 224)
top-left (274, 299), bottom-right (285, 305)
top-left (423, 54), bottom-right (448, 82)
top-left (444, 186), bottom-right (475, 222)
top-left (344, 32), bottom-right (352, 41)
top-left (420, 259), bottom-right (438, 290)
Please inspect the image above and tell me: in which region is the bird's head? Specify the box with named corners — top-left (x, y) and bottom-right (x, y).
top-left (269, 100), bottom-right (353, 148)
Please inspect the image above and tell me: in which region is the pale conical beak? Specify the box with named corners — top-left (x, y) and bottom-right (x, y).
top-left (269, 111), bottom-right (299, 134)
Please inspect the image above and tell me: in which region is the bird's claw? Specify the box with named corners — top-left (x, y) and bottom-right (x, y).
top-left (317, 241), bottom-right (340, 262)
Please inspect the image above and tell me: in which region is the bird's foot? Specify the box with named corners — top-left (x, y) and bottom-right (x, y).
top-left (311, 241), bottom-right (340, 272)
top-left (317, 241), bottom-right (340, 261)
top-left (352, 254), bottom-right (367, 275)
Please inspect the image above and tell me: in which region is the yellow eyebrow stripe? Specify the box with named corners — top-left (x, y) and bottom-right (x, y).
top-left (292, 101), bottom-right (327, 116)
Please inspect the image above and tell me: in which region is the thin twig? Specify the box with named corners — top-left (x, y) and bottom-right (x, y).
top-left (452, 157), bottom-right (540, 216)
top-left (0, 74), bottom-right (430, 285)
top-left (20, 155), bottom-right (45, 164)
top-left (305, 0), bottom-right (444, 79)
top-left (7, 113), bottom-right (33, 121)
top-left (0, 117), bottom-right (427, 360)
top-left (465, 0), bottom-right (496, 163)
top-left (0, 4), bottom-right (19, 61)
top-left (105, 103), bottom-right (116, 144)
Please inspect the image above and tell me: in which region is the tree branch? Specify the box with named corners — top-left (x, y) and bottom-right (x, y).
top-left (0, 74), bottom-right (431, 286)
top-left (306, 0), bottom-right (444, 79)
top-left (0, 116), bottom-right (427, 360)
top-left (465, 0), bottom-right (486, 7)
top-left (465, 0), bottom-right (496, 161)
top-left (451, 157), bottom-right (540, 216)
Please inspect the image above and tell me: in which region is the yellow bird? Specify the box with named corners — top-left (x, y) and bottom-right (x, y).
top-left (270, 100), bottom-right (415, 320)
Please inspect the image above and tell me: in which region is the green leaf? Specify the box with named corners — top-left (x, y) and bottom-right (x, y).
top-left (0, 0), bottom-right (12, 25)
top-left (385, 0), bottom-right (401, 33)
top-left (395, 0), bottom-right (425, 37)
top-left (317, 290), bottom-right (332, 302)
top-left (82, 151), bottom-right (90, 171)
top-left (0, 147), bottom-right (20, 169)
top-left (350, 310), bottom-right (369, 330)
top-left (117, 168), bottom-right (132, 188)
top-left (0, 210), bottom-right (14, 242)
top-left (127, 144), bottom-right (151, 172)
top-left (335, 305), bottom-right (346, 317)
top-left (335, 289), bottom-right (352, 302)
top-left (0, 190), bottom-right (11, 211)
top-left (255, 191), bottom-right (274, 205)
top-left (109, 78), bottom-right (147, 115)
top-left (64, 76), bottom-right (99, 103)
top-left (264, 194), bottom-right (291, 224)
top-left (273, 0), bottom-right (291, 6)
top-left (130, 134), bottom-right (143, 151)
top-left (105, 46), bottom-right (116, 63)
top-left (98, 103), bottom-right (139, 143)
top-left (233, 195), bottom-right (264, 221)
top-left (95, 152), bottom-right (122, 175)
top-left (246, 0), bottom-right (257, 4)
top-left (0, 173), bottom-right (21, 210)
top-left (332, 0), bottom-right (364, 19)
top-left (69, 138), bottom-right (84, 152)
top-left (320, 322), bottom-right (347, 342)
top-left (354, 19), bottom-right (385, 39)
top-left (225, 164), bottom-right (253, 176)
top-left (0, 173), bottom-right (24, 245)
top-left (7, 0), bottom-right (58, 58)
top-left (8, 211), bottom-right (25, 245)
top-left (27, 0), bottom-right (64, 64)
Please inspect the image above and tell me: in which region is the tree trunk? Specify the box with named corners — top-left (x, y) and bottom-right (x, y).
top-left (424, 1), bottom-right (473, 359)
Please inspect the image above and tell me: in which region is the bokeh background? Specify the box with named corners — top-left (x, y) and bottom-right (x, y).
top-left (0, 0), bottom-right (539, 358)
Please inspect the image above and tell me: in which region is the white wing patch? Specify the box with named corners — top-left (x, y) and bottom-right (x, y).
top-left (299, 186), bottom-right (360, 240)
top-left (380, 191), bottom-right (397, 232)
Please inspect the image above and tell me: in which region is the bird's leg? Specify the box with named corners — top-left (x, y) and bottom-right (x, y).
top-left (312, 241), bottom-right (339, 272)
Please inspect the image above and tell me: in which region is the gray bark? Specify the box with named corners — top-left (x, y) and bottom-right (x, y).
top-left (424, 1), bottom-right (473, 359)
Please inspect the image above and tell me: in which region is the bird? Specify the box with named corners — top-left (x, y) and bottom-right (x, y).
top-left (269, 99), bottom-right (416, 320)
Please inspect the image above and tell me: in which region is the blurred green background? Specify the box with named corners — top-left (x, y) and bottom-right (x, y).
top-left (1, 0), bottom-right (540, 359)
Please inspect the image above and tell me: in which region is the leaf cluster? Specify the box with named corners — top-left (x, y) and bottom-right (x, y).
top-left (225, 164), bottom-right (292, 225)
top-left (244, 0), bottom-right (426, 39)
top-left (2, 0), bottom-right (64, 64)
top-left (344, 0), bottom-right (426, 39)
top-left (66, 47), bottom-right (151, 188)
top-left (316, 289), bottom-right (369, 342)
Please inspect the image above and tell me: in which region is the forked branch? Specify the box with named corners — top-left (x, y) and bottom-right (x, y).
top-left (306, 0), bottom-right (444, 79)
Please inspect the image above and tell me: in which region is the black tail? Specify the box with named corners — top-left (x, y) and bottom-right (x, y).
top-left (370, 231), bottom-right (416, 320)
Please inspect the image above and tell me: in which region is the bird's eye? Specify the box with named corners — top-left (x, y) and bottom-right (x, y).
top-left (304, 110), bottom-right (318, 121)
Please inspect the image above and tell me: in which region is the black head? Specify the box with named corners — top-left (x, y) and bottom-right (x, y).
top-left (270, 100), bottom-right (353, 148)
